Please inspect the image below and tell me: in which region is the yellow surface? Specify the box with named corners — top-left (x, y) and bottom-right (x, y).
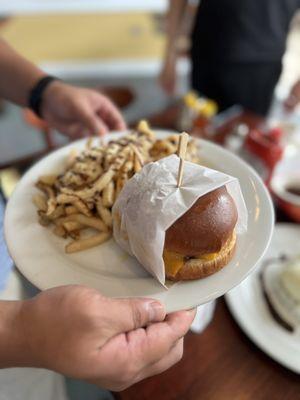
top-left (1, 14), bottom-right (165, 62)
top-left (0, 169), bottom-right (21, 198)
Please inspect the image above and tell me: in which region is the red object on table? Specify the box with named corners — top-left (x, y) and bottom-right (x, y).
top-left (245, 127), bottom-right (284, 185)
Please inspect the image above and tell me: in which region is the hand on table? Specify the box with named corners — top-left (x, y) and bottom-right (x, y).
top-left (17, 285), bottom-right (195, 391)
top-left (41, 81), bottom-right (126, 138)
top-left (284, 79), bottom-right (300, 111)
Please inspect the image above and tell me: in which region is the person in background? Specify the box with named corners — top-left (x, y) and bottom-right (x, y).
top-left (160, 0), bottom-right (300, 116)
top-left (0, 38), bottom-right (196, 393)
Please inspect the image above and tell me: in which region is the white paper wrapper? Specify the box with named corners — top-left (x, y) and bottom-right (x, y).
top-left (113, 155), bottom-right (247, 286)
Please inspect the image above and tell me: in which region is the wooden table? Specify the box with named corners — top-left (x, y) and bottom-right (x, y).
top-left (117, 299), bottom-right (300, 400)
top-left (117, 108), bottom-right (300, 400)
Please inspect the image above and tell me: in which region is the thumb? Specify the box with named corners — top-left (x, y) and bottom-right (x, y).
top-left (108, 298), bottom-right (166, 334)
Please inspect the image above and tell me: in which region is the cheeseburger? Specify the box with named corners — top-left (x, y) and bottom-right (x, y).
top-left (163, 186), bottom-right (238, 281)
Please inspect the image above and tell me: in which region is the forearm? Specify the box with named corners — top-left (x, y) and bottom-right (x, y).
top-left (0, 39), bottom-right (45, 107)
top-left (164, 0), bottom-right (188, 58)
top-left (0, 300), bottom-right (32, 368)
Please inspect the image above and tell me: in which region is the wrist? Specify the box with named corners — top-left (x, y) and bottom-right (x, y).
top-left (28, 76), bottom-right (60, 118)
top-left (0, 300), bottom-right (34, 367)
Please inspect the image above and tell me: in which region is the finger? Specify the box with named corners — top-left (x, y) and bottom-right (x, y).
top-left (106, 297), bottom-right (166, 334)
top-left (63, 123), bottom-right (90, 138)
top-left (80, 111), bottom-right (109, 136)
top-left (91, 335), bottom-right (183, 391)
top-left (124, 309), bottom-right (195, 367)
top-left (97, 98), bottom-right (126, 131)
top-left (90, 117), bottom-right (109, 136)
top-left (47, 119), bottom-right (88, 139)
top-left (71, 101), bottom-right (109, 136)
top-left (90, 311), bottom-right (194, 390)
top-left (135, 338), bottom-right (184, 383)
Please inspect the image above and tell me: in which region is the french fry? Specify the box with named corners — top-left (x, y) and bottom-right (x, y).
top-left (115, 175), bottom-right (126, 199)
top-left (38, 212), bottom-right (51, 227)
top-left (32, 194), bottom-right (47, 212)
top-left (72, 214), bottom-right (108, 232)
top-left (133, 153), bottom-right (142, 173)
top-left (55, 215), bottom-right (78, 227)
top-left (40, 185), bottom-right (56, 216)
top-left (122, 160), bottom-right (134, 174)
top-left (65, 232), bottom-right (111, 253)
top-left (47, 205), bottom-right (65, 220)
top-left (102, 181), bottom-right (114, 208)
top-left (63, 221), bottom-right (84, 232)
top-left (67, 148), bottom-right (78, 167)
top-left (110, 146), bottom-right (132, 171)
top-left (57, 194), bottom-right (91, 217)
top-left (53, 225), bottom-right (67, 238)
top-left (131, 144), bottom-right (144, 167)
top-left (65, 206), bottom-right (78, 215)
top-left (68, 169), bottom-right (115, 200)
top-left (96, 199), bottom-right (112, 228)
top-left (167, 134), bottom-right (180, 145)
top-left (46, 198), bottom-right (57, 217)
top-left (73, 200), bottom-right (91, 217)
top-left (137, 120), bottom-right (151, 135)
top-left (38, 175), bottom-right (57, 186)
top-left (57, 194), bottom-right (78, 204)
top-left (34, 119), bottom-right (201, 254)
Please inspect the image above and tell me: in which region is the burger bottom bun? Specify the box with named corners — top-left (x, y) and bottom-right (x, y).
top-left (167, 231), bottom-right (236, 281)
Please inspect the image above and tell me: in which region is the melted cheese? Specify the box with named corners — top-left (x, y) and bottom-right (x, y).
top-left (200, 252), bottom-right (218, 261)
top-left (163, 250), bottom-right (185, 277)
top-left (163, 249), bottom-right (219, 277)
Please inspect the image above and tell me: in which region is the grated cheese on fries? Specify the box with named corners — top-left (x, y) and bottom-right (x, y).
top-left (33, 120), bottom-right (200, 253)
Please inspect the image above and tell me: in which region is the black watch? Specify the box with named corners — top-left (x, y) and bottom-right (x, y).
top-left (28, 75), bottom-right (59, 118)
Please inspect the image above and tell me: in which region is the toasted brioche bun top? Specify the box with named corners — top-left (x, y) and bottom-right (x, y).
top-left (164, 186), bottom-right (238, 256)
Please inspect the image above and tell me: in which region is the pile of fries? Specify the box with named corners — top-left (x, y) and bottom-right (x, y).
top-left (33, 120), bottom-right (200, 253)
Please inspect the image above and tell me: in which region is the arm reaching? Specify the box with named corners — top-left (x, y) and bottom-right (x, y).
top-left (159, 0), bottom-right (188, 95)
top-left (0, 39), bottom-right (126, 136)
top-left (0, 285), bottom-right (195, 390)
top-left (0, 39), bottom-right (45, 107)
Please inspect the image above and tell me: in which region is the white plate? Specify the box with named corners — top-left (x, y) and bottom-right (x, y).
top-left (4, 131), bottom-right (274, 312)
top-left (226, 223), bottom-right (300, 374)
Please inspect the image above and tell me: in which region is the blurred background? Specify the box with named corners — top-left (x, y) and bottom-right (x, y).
top-left (0, 0), bottom-right (300, 167)
top-left (1, 2), bottom-right (300, 399)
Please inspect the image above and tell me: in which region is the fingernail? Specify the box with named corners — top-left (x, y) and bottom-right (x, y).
top-left (186, 308), bottom-right (197, 320)
top-left (186, 308), bottom-right (196, 313)
top-left (147, 301), bottom-right (165, 322)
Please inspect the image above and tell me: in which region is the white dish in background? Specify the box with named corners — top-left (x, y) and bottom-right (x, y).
top-left (226, 223), bottom-right (300, 374)
top-left (5, 131), bottom-right (274, 313)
